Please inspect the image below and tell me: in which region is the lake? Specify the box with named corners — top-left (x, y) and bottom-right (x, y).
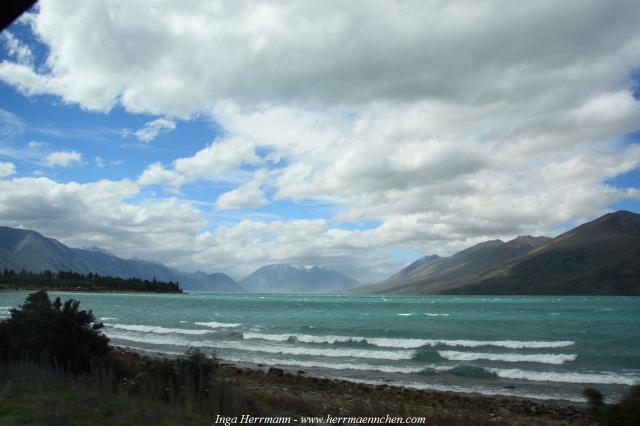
top-left (1, 292), bottom-right (638, 403)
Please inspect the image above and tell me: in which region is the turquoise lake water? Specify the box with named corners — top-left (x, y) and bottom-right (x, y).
top-left (1, 292), bottom-right (638, 403)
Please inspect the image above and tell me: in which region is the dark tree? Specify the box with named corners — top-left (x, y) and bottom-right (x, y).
top-left (0, 290), bottom-right (110, 373)
top-left (0, 269), bottom-right (182, 293)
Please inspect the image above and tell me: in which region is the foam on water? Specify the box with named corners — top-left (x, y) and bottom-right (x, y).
top-left (107, 332), bottom-right (416, 360)
top-left (366, 338), bottom-right (575, 350)
top-left (243, 332), bottom-right (293, 342)
top-left (106, 323), bottom-right (210, 335)
top-left (487, 368), bottom-right (640, 386)
top-left (107, 329), bottom-right (639, 388)
top-left (100, 317), bottom-right (117, 321)
top-left (107, 331), bottom-right (191, 346)
top-left (396, 313), bottom-right (415, 316)
top-left (242, 332), bottom-right (575, 350)
top-left (219, 342), bottom-right (416, 360)
top-left (226, 356), bottom-right (428, 374)
top-left (437, 351), bottom-right (578, 365)
top-left (244, 332), bottom-right (361, 345)
top-left (195, 321), bottom-right (242, 329)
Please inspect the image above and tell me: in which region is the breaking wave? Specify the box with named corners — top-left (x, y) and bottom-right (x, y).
top-left (487, 368), bottom-right (640, 385)
top-left (106, 332), bottom-right (415, 360)
top-left (105, 323), bottom-right (210, 335)
top-left (194, 321), bottom-right (242, 329)
top-left (241, 332), bottom-right (574, 350)
top-left (437, 351), bottom-right (578, 365)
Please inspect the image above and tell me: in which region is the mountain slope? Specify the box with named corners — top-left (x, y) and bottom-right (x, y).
top-left (240, 264), bottom-right (361, 294)
top-left (445, 210), bottom-right (640, 295)
top-left (0, 227), bottom-right (93, 273)
top-left (361, 235), bottom-right (551, 294)
top-left (0, 226), bottom-right (241, 292)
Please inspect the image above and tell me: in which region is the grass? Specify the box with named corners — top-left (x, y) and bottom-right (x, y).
top-left (0, 364), bottom-right (212, 426)
top-left (1, 351), bottom-right (595, 426)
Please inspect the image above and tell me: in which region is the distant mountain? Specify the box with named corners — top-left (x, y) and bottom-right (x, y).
top-left (0, 226), bottom-right (94, 273)
top-left (0, 226), bottom-right (241, 292)
top-left (240, 264), bottom-right (361, 294)
top-left (360, 235), bottom-right (551, 294)
top-left (445, 210), bottom-right (640, 295)
top-left (180, 271), bottom-right (239, 292)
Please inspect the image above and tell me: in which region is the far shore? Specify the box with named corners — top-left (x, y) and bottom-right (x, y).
top-left (0, 287), bottom-right (185, 294)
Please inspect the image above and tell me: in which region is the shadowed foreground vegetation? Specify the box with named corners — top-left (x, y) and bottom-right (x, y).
top-left (1, 291), bottom-right (638, 425)
top-left (0, 290), bottom-right (247, 425)
top-left (0, 269), bottom-right (183, 293)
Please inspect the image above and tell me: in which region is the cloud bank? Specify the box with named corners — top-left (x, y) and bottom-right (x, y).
top-left (0, 0), bottom-right (639, 282)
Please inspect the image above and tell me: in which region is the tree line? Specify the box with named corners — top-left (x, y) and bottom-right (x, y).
top-left (0, 269), bottom-right (182, 293)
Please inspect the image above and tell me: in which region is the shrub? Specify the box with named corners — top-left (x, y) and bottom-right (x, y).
top-left (0, 290), bottom-right (110, 373)
top-left (605, 385), bottom-right (640, 426)
top-left (583, 386), bottom-right (640, 425)
top-left (583, 387), bottom-right (605, 408)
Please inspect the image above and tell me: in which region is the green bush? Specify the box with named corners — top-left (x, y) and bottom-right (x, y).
top-left (0, 290), bottom-right (110, 373)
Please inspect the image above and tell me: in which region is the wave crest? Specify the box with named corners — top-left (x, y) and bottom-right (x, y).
top-left (437, 351), bottom-right (577, 365)
top-left (106, 323), bottom-right (210, 335)
top-left (487, 368), bottom-right (640, 385)
top-left (241, 332), bottom-right (575, 350)
top-left (195, 321), bottom-right (242, 329)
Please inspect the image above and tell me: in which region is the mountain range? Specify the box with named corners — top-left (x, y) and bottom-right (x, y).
top-left (0, 226), bottom-right (360, 293)
top-left (1, 210), bottom-right (639, 295)
top-left (239, 264), bottom-right (361, 294)
top-left (359, 210), bottom-right (640, 295)
top-left (0, 226), bottom-right (240, 292)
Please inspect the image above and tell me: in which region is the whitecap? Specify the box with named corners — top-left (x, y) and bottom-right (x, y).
top-left (241, 332), bottom-right (575, 350)
top-left (229, 356), bottom-right (427, 374)
top-left (367, 338), bottom-right (575, 350)
top-left (106, 323), bottom-right (210, 335)
top-left (487, 368), bottom-right (640, 386)
top-left (437, 351), bottom-right (577, 365)
top-left (220, 343), bottom-right (415, 360)
top-left (195, 321), bottom-right (242, 329)
top-left (243, 332), bottom-right (292, 342)
top-left (107, 332), bottom-right (415, 361)
top-left (106, 331), bottom-right (190, 346)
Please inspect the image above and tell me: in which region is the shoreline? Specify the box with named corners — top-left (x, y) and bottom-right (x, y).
top-left (117, 347), bottom-right (592, 424)
top-left (0, 288), bottom-right (184, 294)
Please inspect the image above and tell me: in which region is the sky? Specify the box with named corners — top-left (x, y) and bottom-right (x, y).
top-left (0, 0), bottom-right (639, 283)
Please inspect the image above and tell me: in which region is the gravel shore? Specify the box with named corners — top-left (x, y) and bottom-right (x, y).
top-left (216, 363), bottom-right (594, 425)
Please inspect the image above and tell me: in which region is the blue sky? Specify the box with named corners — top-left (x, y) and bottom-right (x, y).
top-left (0, 1), bottom-right (639, 282)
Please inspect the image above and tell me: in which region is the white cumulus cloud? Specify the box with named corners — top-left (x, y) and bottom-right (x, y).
top-left (1, 31), bottom-right (34, 66)
top-left (0, 162), bottom-right (16, 177)
top-left (132, 118), bottom-right (176, 143)
top-left (0, 1), bottom-right (639, 281)
top-left (44, 151), bottom-right (83, 167)
top-left (215, 181), bottom-right (268, 211)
